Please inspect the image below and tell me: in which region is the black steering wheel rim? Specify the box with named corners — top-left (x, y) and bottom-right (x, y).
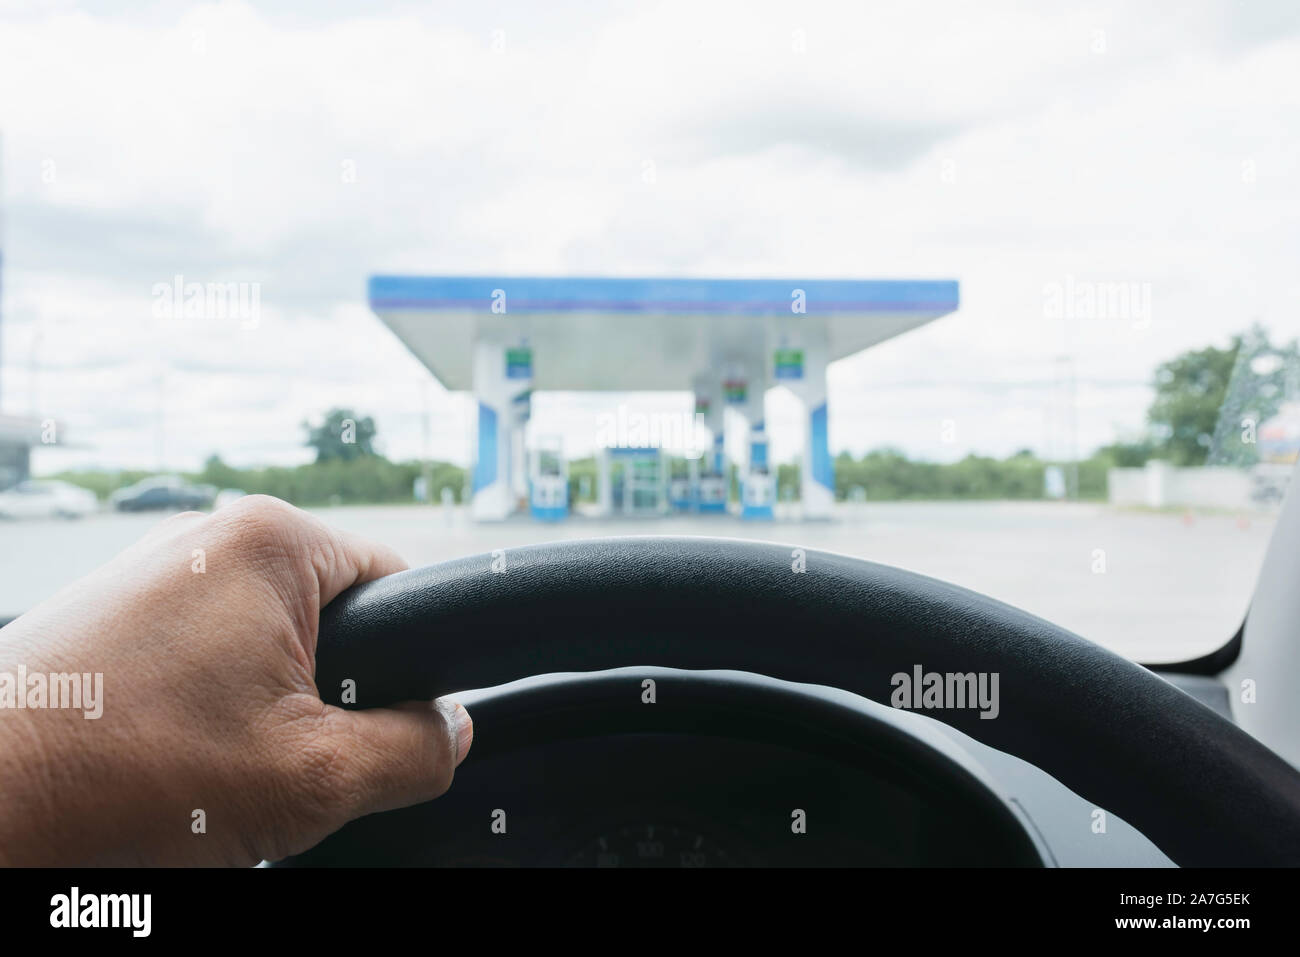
top-left (315, 535), bottom-right (1300, 867)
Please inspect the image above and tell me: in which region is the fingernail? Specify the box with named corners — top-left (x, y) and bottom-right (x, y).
top-left (447, 700), bottom-right (473, 766)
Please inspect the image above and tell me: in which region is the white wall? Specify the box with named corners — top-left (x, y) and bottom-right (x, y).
top-left (1108, 461), bottom-right (1255, 509)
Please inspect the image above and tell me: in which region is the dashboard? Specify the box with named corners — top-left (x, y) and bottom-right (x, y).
top-left (287, 733), bottom-right (1046, 866)
top-left (282, 669), bottom-right (1055, 866)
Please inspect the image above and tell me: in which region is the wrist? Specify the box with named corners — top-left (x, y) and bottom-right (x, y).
top-left (0, 707), bottom-right (65, 866)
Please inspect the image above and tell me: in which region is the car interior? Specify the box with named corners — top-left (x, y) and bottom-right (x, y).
top-left (276, 499), bottom-right (1300, 867)
top-left (2, 1), bottom-right (1297, 902)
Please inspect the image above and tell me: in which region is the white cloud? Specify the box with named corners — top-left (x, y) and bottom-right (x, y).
top-left (1, 0), bottom-right (1297, 472)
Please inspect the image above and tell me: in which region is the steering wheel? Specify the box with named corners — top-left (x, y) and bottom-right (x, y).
top-left (313, 536), bottom-right (1300, 867)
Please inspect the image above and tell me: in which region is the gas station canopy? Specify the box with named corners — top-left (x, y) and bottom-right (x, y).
top-left (369, 276), bottom-right (959, 392)
top-left (369, 275), bottom-right (960, 521)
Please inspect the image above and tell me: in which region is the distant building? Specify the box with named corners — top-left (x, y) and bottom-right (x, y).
top-left (0, 413), bottom-right (45, 490)
top-left (370, 275), bottom-right (960, 521)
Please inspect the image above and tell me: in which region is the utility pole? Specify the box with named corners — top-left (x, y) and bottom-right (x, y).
top-left (422, 378), bottom-right (433, 505)
top-left (0, 132), bottom-right (6, 412)
top-left (1058, 304), bottom-right (1080, 500)
top-left (1067, 355), bottom-right (1079, 499)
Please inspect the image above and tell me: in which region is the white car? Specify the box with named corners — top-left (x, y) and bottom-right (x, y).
top-left (0, 480), bottom-right (99, 519)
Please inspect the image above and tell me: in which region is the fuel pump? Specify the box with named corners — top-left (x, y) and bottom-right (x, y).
top-left (529, 436), bottom-right (568, 521)
top-left (740, 424), bottom-right (775, 520)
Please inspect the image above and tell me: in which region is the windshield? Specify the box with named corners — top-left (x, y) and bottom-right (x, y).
top-left (2, 1), bottom-right (1297, 664)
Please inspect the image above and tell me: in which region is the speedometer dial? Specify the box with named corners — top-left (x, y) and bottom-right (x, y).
top-left (567, 823), bottom-right (741, 867)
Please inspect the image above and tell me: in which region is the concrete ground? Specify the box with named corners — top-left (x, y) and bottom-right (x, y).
top-left (0, 501), bottom-right (1274, 663)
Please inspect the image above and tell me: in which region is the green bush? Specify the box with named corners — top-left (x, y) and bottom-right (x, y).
top-left (194, 455), bottom-right (466, 507)
top-left (832, 447), bottom-right (1110, 502)
top-left (52, 449), bottom-right (1120, 508)
top-left (52, 457), bottom-right (468, 508)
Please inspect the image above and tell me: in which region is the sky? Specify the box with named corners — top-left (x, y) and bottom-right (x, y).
top-left (1, 0), bottom-right (1298, 472)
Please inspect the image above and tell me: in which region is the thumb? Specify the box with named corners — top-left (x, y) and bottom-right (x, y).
top-left (314, 697), bottom-right (474, 820)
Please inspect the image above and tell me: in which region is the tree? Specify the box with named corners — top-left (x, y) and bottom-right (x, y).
top-left (1093, 439), bottom-right (1157, 468)
top-left (1147, 325), bottom-right (1299, 467)
top-left (303, 408), bottom-right (378, 463)
top-left (199, 454), bottom-right (244, 489)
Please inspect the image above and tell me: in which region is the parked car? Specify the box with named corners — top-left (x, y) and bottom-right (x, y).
top-left (110, 475), bottom-right (213, 512)
top-left (0, 480), bottom-right (98, 519)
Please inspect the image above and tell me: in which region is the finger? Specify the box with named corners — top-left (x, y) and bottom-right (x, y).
top-left (319, 697), bottom-right (473, 818)
top-left (312, 525), bottom-right (410, 607)
top-left (216, 496), bottom-right (409, 602)
top-left (219, 496), bottom-right (408, 606)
